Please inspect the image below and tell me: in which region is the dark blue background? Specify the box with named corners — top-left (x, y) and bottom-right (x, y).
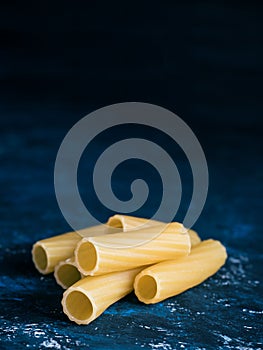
top-left (0, 1), bottom-right (262, 349)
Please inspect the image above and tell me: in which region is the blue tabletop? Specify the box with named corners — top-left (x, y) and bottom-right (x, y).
top-left (0, 110), bottom-right (262, 349)
top-left (0, 1), bottom-right (263, 349)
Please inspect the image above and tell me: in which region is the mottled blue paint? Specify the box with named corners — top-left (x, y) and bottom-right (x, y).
top-left (0, 120), bottom-right (262, 350)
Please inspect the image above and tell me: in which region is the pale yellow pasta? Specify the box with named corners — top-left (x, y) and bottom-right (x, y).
top-left (62, 267), bottom-right (143, 325)
top-left (107, 214), bottom-right (160, 231)
top-left (134, 239), bottom-right (227, 304)
top-left (54, 257), bottom-right (83, 289)
top-left (32, 224), bottom-right (119, 274)
top-left (32, 231), bottom-right (81, 275)
top-left (32, 213), bottom-right (200, 275)
top-left (107, 214), bottom-right (201, 247)
top-left (75, 222), bottom-right (190, 276)
top-left (188, 228), bottom-right (201, 247)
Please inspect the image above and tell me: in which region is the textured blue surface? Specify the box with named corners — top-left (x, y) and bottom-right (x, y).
top-left (0, 121), bottom-right (262, 350)
top-left (0, 1), bottom-right (263, 349)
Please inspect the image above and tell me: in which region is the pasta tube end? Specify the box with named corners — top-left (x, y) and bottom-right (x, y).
top-left (54, 260), bottom-right (82, 289)
top-left (62, 289), bottom-right (94, 325)
top-left (134, 274), bottom-right (158, 304)
top-left (75, 240), bottom-right (98, 276)
top-left (32, 243), bottom-right (50, 274)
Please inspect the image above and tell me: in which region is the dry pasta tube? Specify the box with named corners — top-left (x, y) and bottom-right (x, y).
top-left (107, 214), bottom-right (160, 231)
top-left (32, 224), bottom-right (120, 274)
top-left (62, 267), bottom-right (143, 325)
top-left (75, 222), bottom-right (190, 276)
top-left (188, 229), bottom-right (201, 247)
top-left (107, 214), bottom-right (201, 247)
top-left (134, 239), bottom-right (227, 304)
top-left (53, 215), bottom-right (161, 288)
top-left (54, 257), bottom-right (83, 289)
top-left (53, 231), bottom-right (200, 290)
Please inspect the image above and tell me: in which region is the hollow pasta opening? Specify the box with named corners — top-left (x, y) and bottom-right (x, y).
top-left (33, 245), bottom-right (48, 272)
top-left (66, 291), bottom-right (93, 321)
top-left (136, 275), bottom-right (157, 300)
top-left (107, 216), bottom-right (123, 229)
top-left (77, 241), bottom-right (97, 273)
top-left (57, 265), bottom-right (81, 289)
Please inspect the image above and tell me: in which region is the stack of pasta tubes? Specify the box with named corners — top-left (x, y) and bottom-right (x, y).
top-left (32, 215), bottom-right (227, 325)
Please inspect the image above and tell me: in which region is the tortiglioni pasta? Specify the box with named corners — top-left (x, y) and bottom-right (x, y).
top-left (75, 222), bottom-right (190, 276)
top-left (54, 257), bottom-right (83, 289)
top-left (32, 224), bottom-right (119, 274)
top-left (62, 267), bottom-right (143, 325)
top-left (107, 214), bottom-right (201, 247)
top-left (134, 239), bottom-right (227, 304)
